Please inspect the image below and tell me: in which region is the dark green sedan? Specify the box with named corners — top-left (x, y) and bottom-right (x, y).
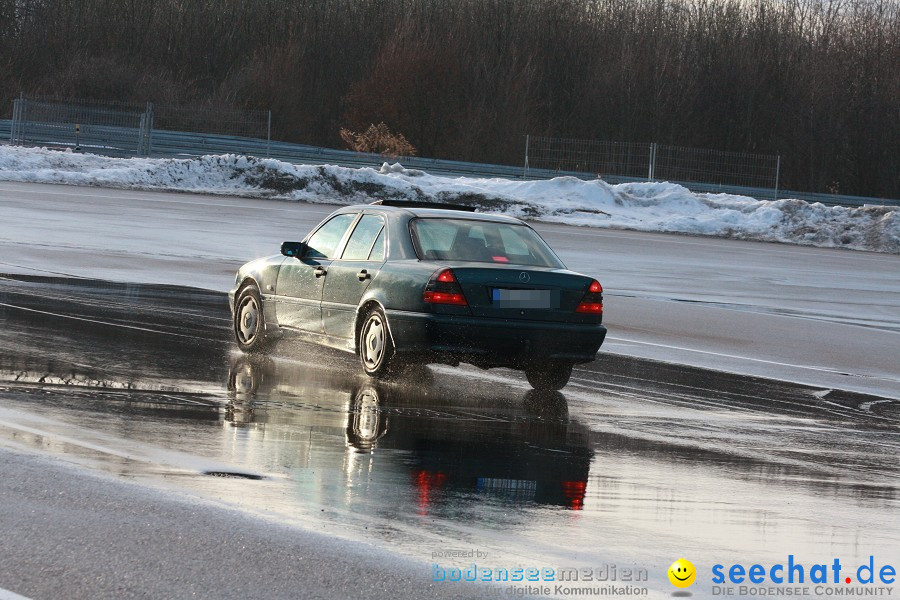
top-left (229, 201), bottom-right (606, 390)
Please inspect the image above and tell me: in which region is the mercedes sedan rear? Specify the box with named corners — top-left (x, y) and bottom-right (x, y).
top-left (229, 201), bottom-right (606, 390)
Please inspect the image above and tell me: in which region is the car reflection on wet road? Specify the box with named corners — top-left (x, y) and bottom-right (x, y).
top-left (0, 273), bottom-right (898, 598)
top-left (227, 355), bottom-right (593, 511)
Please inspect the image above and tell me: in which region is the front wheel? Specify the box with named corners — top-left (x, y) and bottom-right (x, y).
top-left (233, 285), bottom-right (272, 353)
top-left (525, 362), bottom-right (574, 391)
top-left (359, 306), bottom-right (398, 378)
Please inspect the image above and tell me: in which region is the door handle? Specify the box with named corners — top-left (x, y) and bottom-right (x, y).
top-left (314, 266), bottom-right (327, 278)
top-left (357, 269), bottom-right (370, 281)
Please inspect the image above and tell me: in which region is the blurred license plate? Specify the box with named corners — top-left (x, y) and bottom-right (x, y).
top-left (491, 288), bottom-right (557, 308)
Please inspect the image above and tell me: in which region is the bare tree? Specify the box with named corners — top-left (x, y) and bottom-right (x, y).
top-left (0, 0), bottom-right (896, 197)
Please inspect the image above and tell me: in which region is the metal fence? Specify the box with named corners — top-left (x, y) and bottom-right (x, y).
top-left (654, 144), bottom-right (780, 191)
top-left (525, 137), bottom-right (652, 180)
top-left (2, 107), bottom-right (895, 208)
top-left (525, 135), bottom-right (781, 198)
top-left (10, 96), bottom-right (151, 156)
top-left (152, 104), bottom-right (270, 140)
top-left (8, 95), bottom-right (270, 157)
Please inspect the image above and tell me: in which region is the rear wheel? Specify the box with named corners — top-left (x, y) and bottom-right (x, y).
top-left (359, 306), bottom-right (398, 378)
top-left (525, 362), bottom-right (573, 391)
top-left (234, 285), bottom-right (272, 353)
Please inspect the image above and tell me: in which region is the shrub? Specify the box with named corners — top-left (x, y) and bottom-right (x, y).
top-left (340, 123), bottom-right (417, 158)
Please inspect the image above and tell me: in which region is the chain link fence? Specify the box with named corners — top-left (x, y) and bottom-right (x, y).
top-left (152, 104), bottom-right (270, 139)
top-left (10, 96), bottom-right (151, 156)
top-left (525, 135), bottom-right (781, 198)
top-left (2, 113), bottom-right (893, 206)
top-left (9, 95), bottom-right (270, 157)
top-left (525, 136), bottom-right (652, 180)
top-left (653, 144), bottom-right (780, 190)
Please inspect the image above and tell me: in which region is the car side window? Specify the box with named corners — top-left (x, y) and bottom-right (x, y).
top-left (341, 215), bottom-right (385, 260)
top-left (306, 214), bottom-right (356, 259)
top-left (368, 228), bottom-right (385, 261)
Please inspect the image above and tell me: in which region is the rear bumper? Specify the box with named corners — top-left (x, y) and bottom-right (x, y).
top-left (386, 310), bottom-right (606, 366)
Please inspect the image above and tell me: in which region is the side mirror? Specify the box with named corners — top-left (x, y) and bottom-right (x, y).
top-left (281, 241), bottom-right (305, 258)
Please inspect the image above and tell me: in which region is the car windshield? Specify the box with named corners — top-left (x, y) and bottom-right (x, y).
top-left (410, 218), bottom-right (564, 268)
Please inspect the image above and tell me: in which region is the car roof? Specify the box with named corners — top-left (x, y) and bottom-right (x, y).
top-left (342, 203), bottom-right (525, 224)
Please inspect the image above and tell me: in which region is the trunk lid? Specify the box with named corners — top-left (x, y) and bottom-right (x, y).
top-left (448, 264), bottom-right (593, 322)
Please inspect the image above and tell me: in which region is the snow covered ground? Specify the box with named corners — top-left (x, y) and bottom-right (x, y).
top-left (0, 145), bottom-right (897, 254)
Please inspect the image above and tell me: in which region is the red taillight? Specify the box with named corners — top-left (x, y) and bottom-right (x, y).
top-left (576, 279), bottom-right (603, 314)
top-left (423, 291), bottom-right (468, 305)
top-left (576, 302), bottom-right (603, 313)
top-left (424, 269), bottom-right (468, 306)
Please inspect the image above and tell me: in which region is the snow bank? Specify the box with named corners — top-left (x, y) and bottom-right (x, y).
top-left (1, 146), bottom-right (897, 253)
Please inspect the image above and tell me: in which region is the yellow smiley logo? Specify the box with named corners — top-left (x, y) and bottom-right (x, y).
top-left (668, 558), bottom-right (697, 588)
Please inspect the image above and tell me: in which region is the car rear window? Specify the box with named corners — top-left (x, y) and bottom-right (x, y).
top-left (410, 218), bottom-right (564, 268)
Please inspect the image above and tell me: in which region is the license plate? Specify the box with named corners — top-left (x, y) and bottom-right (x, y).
top-left (491, 288), bottom-right (558, 308)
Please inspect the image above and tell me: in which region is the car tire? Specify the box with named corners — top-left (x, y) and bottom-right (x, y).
top-left (359, 306), bottom-right (398, 378)
top-left (233, 285), bottom-right (272, 353)
top-left (525, 362), bottom-right (574, 391)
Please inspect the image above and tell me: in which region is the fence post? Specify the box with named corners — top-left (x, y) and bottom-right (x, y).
top-left (523, 134), bottom-right (530, 179)
top-left (138, 113), bottom-right (147, 155)
top-left (774, 155), bottom-right (781, 201)
top-left (648, 142), bottom-right (657, 180)
top-left (266, 110), bottom-right (272, 158)
top-left (145, 102), bottom-right (154, 157)
top-left (10, 98), bottom-right (19, 144)
top-left (16, 93), bottom-right (28, 145)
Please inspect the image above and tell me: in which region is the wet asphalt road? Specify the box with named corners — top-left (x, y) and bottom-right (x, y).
top-left (0, 449), bottom-right (488, 600)
top-left (0, 274), bottom-right (898, 599)
top-left (2, 181), bottom-right (898, 399)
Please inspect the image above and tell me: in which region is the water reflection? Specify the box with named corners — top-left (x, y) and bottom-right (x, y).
top-left (224, 355), bottom-right (593, 510)
top-left (345, 385), bottom-right (388, 452)
top-left (2, 275), bottom-right (898, 584)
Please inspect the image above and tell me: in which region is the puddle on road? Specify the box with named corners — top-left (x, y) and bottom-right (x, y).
top-left (1, 274), bottom-right (899, 598)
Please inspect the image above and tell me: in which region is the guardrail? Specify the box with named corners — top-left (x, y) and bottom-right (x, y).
top-left (2, 119), bottom-right (896, 208)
